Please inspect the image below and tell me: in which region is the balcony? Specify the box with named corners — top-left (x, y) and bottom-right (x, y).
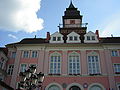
top-left (58, 23), bottom-right (88, 28)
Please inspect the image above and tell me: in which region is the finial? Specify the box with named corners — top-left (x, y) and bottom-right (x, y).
top-left (111, 34), bottom-right (113, 37)
top-left (34, 35), bottom-right (36, 38)
top-left (69, 0), bottom-right (75, 8)
top-left (70, 0), bottom-right (73, 4)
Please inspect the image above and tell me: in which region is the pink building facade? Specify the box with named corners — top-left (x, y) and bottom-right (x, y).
top-left (2, 2), bottom-right (120, 90)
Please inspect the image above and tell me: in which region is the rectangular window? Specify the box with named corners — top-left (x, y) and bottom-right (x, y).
top-left (53, 37), bottom-right (56, 41)
top-left (74, 36), bottom-right (78, 41)
top-left (87, 36), bottom-right (90, 40)
top-left (88, 56), bottom-right (100, 75)
top-left (0, 57), bottom-right (4, 69)
top-left (69, 36), bottom-right (73, 41)
top-left (32, 51), bottom-right (37, 58)
top-left (7, 65), bottom-right (14, 75)
top-left (70, 20), bottom-right (75, 24)
top-left (69, 55), bottom-right (80, 74)
top-left (92, 36), bottom-right (95, 40)
top-left (23, 51), bottom-right (29, 58)
top-left (20, 64), bottom-right (27, 72)
top-left (11, 52), bottom-right (16, 58)
top-left (114, 64), bottom-right (120, 74)
top-left (49, 56), bottom-right (61, 74)
top-left (111, 50), bottom-right (118, 56)
top-left (57, 37), bottom-right (61, 41)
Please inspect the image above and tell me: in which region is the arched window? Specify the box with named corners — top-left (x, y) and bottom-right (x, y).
top-left (68, 52), bottom-right (80, 75)
top-left (90, 85), bottom-right (102, 90)
top-left (87, 52), bottom-right (101, 75)
top-left (48, 85), bottom-right (60, 90)
top-left (49, 52), bottom-right (61, 74)
top-left (69, 86), bottom-right (81, 90)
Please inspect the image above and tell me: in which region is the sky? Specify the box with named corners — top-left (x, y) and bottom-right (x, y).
top-left (0, 0), bottom-right (120, 47)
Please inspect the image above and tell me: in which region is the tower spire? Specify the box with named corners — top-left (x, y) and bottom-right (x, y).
top-left (69, 0), bottom-right (75, 8)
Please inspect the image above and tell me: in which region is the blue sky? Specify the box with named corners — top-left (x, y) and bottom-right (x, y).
top-left (0, 0), bottom-right (120, 47)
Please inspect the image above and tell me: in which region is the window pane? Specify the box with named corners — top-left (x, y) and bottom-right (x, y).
top-left (11, 52), bottom-right (16, 58)
top-left (49, 55), bottom-right (61, 74)
top-left (88, 56), bottom-right (100, 74)
top-left (53, 37), bottom-right (56, 41)
top-left (74, 36), bottom-right (78, 41)
top-left (7, 65), bottom-right (14, 75)
top-left (57, 37), bottom-right (61, 41)
top-left (69, 36), bottom-right (73, 40)
top-left (87, 36), bottom-right (90, 40)
top-left (92, 36), bottom-right (95, 40)
top-left (23, 51), bottom-right (29, 58)
top-left (68, 54), bottom-right (80, 74)
top-left (32, 51), bottom-right (37, 58)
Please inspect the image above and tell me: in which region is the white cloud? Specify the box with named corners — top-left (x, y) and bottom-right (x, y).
top-left (0, 0), bottom-right (43, 33)
top-left (8, 34), bottom-right (18, 39)
top-left (100, 12), bottom-right (120, 37)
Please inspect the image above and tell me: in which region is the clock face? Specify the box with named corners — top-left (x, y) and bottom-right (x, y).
top-left (70, 20), bottom-right (75, 24)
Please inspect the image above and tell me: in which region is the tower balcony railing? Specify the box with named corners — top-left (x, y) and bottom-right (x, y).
top-left (58, 23), bottom-right (88, 28)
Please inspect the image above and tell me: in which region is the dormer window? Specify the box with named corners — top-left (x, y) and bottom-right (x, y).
top-left (67, 31), bottom-right (81, 43)
top-left (87, 36), bottom-right (90, 40)
top-left (53, 37), bottom-right (56, 41)
top-left (50, 32), bottom-right (64, 43)
top-left (74, 36), bottom-right (78, 41)
top-left (92, 36), bottom-right (95, 40)
top-left (57, 37), bottom-right (61, 41)
top-left (84, 31), bottom-right (99, 43)
top-left (69, 36), bottom-right (73, 40)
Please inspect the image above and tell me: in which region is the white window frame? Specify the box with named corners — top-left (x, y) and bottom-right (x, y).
top-left (7, 64), bottom-right (14, 75)
top-left (57, 37), bottom-right (61, 41)
top-left (87, 36), bottom-right (90, 40)
top-left (49, 52), bottom-right (61, 75)
top-left (114, 63), bottom-right (120, 74)
top-left (53, 37), bottom-right (56, 41)
top-left (0, 57), bottom-right (5, 69)
top-left (23, 51), bottom-right (29, 58)
top-left (69, 36), bottom-right (73, 41)
top-left (68, 52), bottom-right (80, 75)
top-left (31, 51), bottom-right (38, 58)
top-left (20, 64), bottom-right (27, 72)
top-left (74, 36), bottom-right (78, 41)
top-left (111, 50), bottom-right (119, 57)
top-left (11, 52), bottom-right (16, 58)
top-left (87, 52), bottom-right (101, 75)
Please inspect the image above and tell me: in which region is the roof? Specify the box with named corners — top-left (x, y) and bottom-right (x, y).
top-left (68, 1), bottom-right (75, 9)
top-left (100, 37), bottom-right (120, 43)
top-left (64, 2), bottom-right (81, 18)
top-left (6, 37), bottom-right (120, 46)
top-left (16, 38), bottom-right (48, 44)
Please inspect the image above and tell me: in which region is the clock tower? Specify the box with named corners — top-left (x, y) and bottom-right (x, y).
top-left (59, 1), bottom-right (88, 43)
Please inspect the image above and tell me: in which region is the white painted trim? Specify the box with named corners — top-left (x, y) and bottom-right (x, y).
top-left (49, 52), bottom-right (62, 74)
top-left (66, 83), bottom-right (84, 90)
top-left (66, 31), bottom-right (81, 43)
top-left (84, 31), bottom-right (99, 43)
top-left (87, 51), bottom-right (101, 74)
top-left (88, 83), bottom-right (105, 90)
top-left (19, 63), bottom-right (28, 73)
top-left (68, 52), bottom-right (81, 74)
top-left (45, 83), bottom-right (63, 90)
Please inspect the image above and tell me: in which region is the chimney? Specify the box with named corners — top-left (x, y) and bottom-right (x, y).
top-left (46, 32), bottom-right (50, 41)
top-left (95, 30), bottom-right (99, 39)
